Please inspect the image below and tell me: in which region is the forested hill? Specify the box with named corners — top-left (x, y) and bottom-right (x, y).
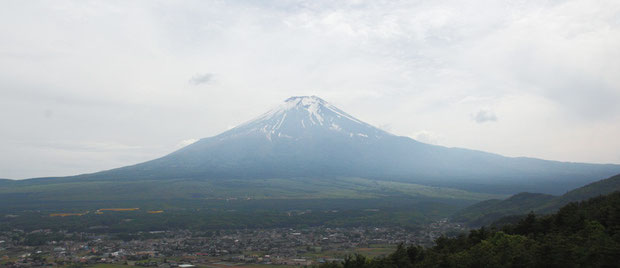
top-left (320, 190), bottom-right (620, 268)
top-left (453, 173), bottom-right (620, 226)
top-left (552, 172), bottom-right (620, 206)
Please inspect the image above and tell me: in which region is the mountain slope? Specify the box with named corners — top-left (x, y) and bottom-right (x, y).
top-left (550, 173), bottom-right (620, 207)
top-left (453, 173), bottom-right (620, 226)
top-left (4, 96), bottom-right (620, 199)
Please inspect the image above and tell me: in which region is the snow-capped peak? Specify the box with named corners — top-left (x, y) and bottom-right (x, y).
top-left (220, 96), bottom-right (389, 141)
top-left (278, 96), bottom-right (327, 125)
top-left (285, 95), bottom-right (326, 106)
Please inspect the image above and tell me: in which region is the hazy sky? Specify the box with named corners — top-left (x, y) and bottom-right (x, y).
top-left (1, 0), bottom-right (620, 179)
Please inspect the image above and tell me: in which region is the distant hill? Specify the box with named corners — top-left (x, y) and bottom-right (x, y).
top-left (546, 172), bottom-right (620, 208)
top-left (453, 173), bottom-right (620, 226)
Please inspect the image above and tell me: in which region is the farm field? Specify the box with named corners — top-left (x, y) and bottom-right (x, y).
top-left (300, 244), bottom-right (397, 259)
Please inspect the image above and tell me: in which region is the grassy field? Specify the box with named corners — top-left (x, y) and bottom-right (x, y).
top-left (78, 265), bottom-right (131, 268)
top-left (83, 263), bottom-right (301, 268)
top-left (300, 244), bottom-right (397, 259)
top-left (80, 245), bottom-right (397, 268)
top-left (0, 176), bottom-right (505, 231)
top-left (206, 264), bottom-right (297, 268)
top-left (0, 176), bottom-right (503, 202)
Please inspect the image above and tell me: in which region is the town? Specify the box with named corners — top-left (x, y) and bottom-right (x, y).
top-left (0, 220), bottom-right (465, 267)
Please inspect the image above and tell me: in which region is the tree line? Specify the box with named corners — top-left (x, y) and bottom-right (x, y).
top-left (320, 191), bottom-right (620, 267)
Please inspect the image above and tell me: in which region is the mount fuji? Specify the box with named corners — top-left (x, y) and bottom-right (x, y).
top-left (4, 96), bottom-right (620, 199)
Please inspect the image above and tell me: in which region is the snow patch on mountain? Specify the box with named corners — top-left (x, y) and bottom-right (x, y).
top-left (218, 96), bottom-right (390, 141)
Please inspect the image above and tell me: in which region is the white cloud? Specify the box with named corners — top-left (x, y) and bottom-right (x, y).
top-left (1, 0), bottom-right (619, 178)
top-left (177, 139), bottom-right (198, 148)
top-left (411, 130), bottom-right (442, 145)
top-left (472, 109), bottom-right (498, 123)
top-left (189, 73), bottom-right (214, 86)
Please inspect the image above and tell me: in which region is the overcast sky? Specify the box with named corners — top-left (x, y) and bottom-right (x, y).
top-left (1, 0), bottom-right (620, 179)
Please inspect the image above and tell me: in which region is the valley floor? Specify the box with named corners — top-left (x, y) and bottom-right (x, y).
top-left (0, 221), bottom-right (466, 267)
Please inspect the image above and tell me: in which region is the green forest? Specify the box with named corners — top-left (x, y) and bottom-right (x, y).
top-left (320, 191), bottom-right (620, 267)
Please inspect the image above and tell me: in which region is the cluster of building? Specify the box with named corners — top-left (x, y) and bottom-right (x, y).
top-left (0, 220), bottom-right (464, 267)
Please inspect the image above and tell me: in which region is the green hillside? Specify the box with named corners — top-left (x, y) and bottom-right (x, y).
top-left (320, 190), bottom-right (620, 268)
top-left (453, 173), bottom-right (620, 226)
top-left (452, 192), bottom-right (555, 227)
top-left (541, 172), bottom-right (620, 212)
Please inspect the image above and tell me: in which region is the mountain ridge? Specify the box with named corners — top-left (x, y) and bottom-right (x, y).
top-left (3, 96), bottom-right (620, 197)
top-left (453, 173), bottom-right (620, 226)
